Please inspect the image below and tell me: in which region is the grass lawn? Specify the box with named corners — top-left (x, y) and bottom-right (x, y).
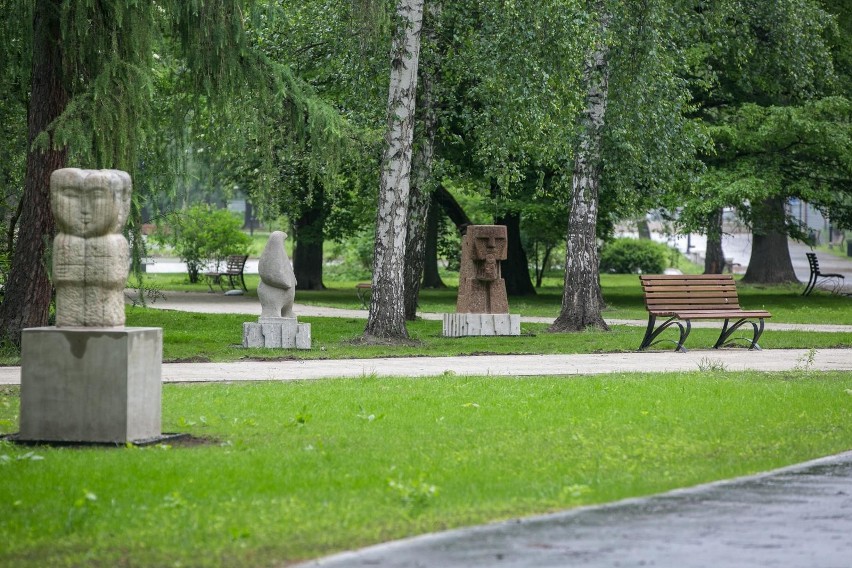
top-left (2, 373), bottom-right (852, 567)
top-left (115, 310), bottom-right (852, 364)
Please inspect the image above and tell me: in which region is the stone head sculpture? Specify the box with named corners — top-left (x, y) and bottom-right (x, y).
top-left (470, 225), bottom-right (508, 282)
top-left (456, 225), bottom-right (509, 314)
top-left (51, 168), bottom-right (132, 327)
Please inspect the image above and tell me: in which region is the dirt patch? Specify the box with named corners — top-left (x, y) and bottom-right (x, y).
top-left (165, 356), bottom-right (212, 363)
top-left (346, 335), bottom-right (424, 347)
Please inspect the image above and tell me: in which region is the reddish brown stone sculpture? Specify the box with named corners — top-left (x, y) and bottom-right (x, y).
top-left (456, 225), bottom-right (509, 313)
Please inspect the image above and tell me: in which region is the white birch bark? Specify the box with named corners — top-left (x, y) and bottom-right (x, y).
top-left (365, 0), bottom-right (425, 340)
top-left (551, 4), bottom-right (611, 332)
top-left (404, 1), bottom-right (441, 321)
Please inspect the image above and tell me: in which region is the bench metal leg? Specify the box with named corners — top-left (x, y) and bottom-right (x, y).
top-left (638, 315), bottom-right (689, 352)
top-left (713, 318), bottom-right (765, 350)
top-left (802, 274), bottom-right (816, 296)
top-left (205, 275), bottom-right (220, 293)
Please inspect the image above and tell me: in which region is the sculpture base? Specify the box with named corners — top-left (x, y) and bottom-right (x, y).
top-left (243, 318), bottom-right (311, 349)
top-left (19, 327), bottom-right (163, 444)
top-left (442, 313), bottom-right (521, 337)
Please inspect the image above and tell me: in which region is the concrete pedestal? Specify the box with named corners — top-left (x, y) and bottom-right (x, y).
top-left (442, 313), bottom-right (521, 337)
top-left (243, 318), bottom-right (311, 349)
top-left (19, 327), bottom-right (163, 443)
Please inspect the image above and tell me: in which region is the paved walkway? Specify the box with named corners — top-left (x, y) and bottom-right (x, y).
top-left (4, 348), bottom-right (851, 386)
top-left (295, 451), bottom-right (852, 568)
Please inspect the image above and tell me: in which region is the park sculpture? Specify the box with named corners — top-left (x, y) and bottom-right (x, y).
top-left (443, 225), bottom-right (520, 336)
top-left (243, 231), bottom-right (311, 349)
top-left (18, 169), bottom-right (163, 444)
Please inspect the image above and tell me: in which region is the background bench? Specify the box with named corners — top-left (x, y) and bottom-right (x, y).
top-left (205, 255), bottom-right (249, 292)
top-left (802, 252), bottom-right (845, 296)
top-left (355, 282), bottom-right (372, 309)
top-left (639, 274), bottom-right (771, 352)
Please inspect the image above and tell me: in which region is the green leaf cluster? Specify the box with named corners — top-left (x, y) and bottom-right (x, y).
top-left (152, 204), bottom-right (251, 283)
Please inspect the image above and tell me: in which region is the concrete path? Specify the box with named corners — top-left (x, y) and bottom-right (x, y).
top-left (129, 348), bottom-right (852, 382)
top-left (295, 451), bottom-right (852, 568)
top-left (2, 347), bottom-right (850, 386)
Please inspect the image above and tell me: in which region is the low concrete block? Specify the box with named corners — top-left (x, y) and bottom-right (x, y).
top-left (442, 313), bottom-right (521, 337)
top-left (19, 327), bottom-right (162, 443)
top-left (243, 320), bottom-right (311, 349)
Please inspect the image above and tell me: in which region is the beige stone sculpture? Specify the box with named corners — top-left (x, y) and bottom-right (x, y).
top-left (257, 231), bottom-right (297, 318)
top-left (51, 168), bottom-right (132, 327)
top-left (456, 225), bottom-right (509, 314)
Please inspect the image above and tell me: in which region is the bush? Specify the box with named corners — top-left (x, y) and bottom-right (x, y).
top-left (153, 205), bottom-right (251, 282)
top-left (599, 238), bottom-right (670, 274)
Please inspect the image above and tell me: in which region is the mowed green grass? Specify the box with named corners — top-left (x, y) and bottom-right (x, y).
top-left (2, 373), bottom-right (852, 567)
top-left (116, 309), bottom-right (852, 363)
top-left (0, 370), bottom-right (852, 567)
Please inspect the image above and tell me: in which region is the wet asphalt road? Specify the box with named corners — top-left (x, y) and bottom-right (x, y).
top-left (297, 452), bottom-right (852, 568)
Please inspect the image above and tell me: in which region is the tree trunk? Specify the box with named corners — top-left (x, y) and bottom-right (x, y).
top-left (434, 182), bottom-right (472, 231)
top-left (0, 0), bottom-right (68, 348)
top-left (494, 211), bottom-right (536, 296)
top-left (703, 208), bottom-right (725, 274)
top-left (403, 1), bottom-right (440, 321)
top-left (741, 197), bottom-right (799, 284)
top-left (535, 245), bottom-right (554, 287)
top-left (550, 4), bottom-right (610, 333)
top-left (421, 196), bottom-right (446, 288)
top-left (243, 200), bottom-right (256, 235)
top-left (293, 186), bottom-right (326, 291)
top-left (364, 0), bottom-right (424, 341)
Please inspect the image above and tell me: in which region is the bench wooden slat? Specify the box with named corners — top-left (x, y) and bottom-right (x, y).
top-left (643, 286), bottom-right (738, 292)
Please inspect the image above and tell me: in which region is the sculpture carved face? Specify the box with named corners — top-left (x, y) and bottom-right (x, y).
top-left (469, 226), bottom-right (507, 282)
top-left (51, 169), bottom-right (130, 238)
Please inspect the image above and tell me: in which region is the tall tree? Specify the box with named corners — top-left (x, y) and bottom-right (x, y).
top-left (673, 0), bottom-right (846, 281)
top-left (403, 1), bottom-right (441, 320)
top-left (0, 0), bottom-right (347, 347)
top-left (0, 0), bottom-right (68, 344)
top-left (364, 0), bottom-right (424, 341)
top-left (550, 1), bottom-right (611, 332)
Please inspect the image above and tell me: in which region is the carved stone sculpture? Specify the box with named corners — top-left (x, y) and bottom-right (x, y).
top-left (18, 168), bottom-right (163, 444)
top-left (51, 168), bottom-right (132, 327)
top-left (456, 225), bottom-right (509, 314)
top-left (257, 231), bottom-right (297, 318)
top-left (244, 231), bottom-right (310, 349)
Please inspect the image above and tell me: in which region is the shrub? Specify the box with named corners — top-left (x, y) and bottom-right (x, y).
top-left (599, 238), bottom-right (670, 274)
top-left (153, 205), bottom-right (251, 282)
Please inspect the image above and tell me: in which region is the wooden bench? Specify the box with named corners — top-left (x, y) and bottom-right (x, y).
top-left (639, 274), bottom-right (771, 352)
top-left (205, 255), bottom-right (249, 292)
top-left (802, 252), bottom-right (845, 296)
top-left (355, 282), bottom-right (372, 309)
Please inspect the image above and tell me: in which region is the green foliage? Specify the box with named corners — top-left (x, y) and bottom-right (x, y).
top-left (153, 205), bottom-right (251, 282)
top-left (599, 238), bottom-right (670, 274)
top-left (1, 375), bottom-right (852, 566)
top-left (672, 0), bottom-right (850, 242)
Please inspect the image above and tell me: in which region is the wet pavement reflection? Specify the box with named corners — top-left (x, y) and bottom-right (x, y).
top-left (299, 452), bottom-right (852, 568)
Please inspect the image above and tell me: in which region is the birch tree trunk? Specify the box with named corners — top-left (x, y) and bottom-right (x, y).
top-left (403, 2), bottom-right (441, 321)
top-left (0, 0), bottom-right (68, 347)
top-left (364, 0), bottom-right (424, 340)
top-left (550, 3), bottom-right (610, 333)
